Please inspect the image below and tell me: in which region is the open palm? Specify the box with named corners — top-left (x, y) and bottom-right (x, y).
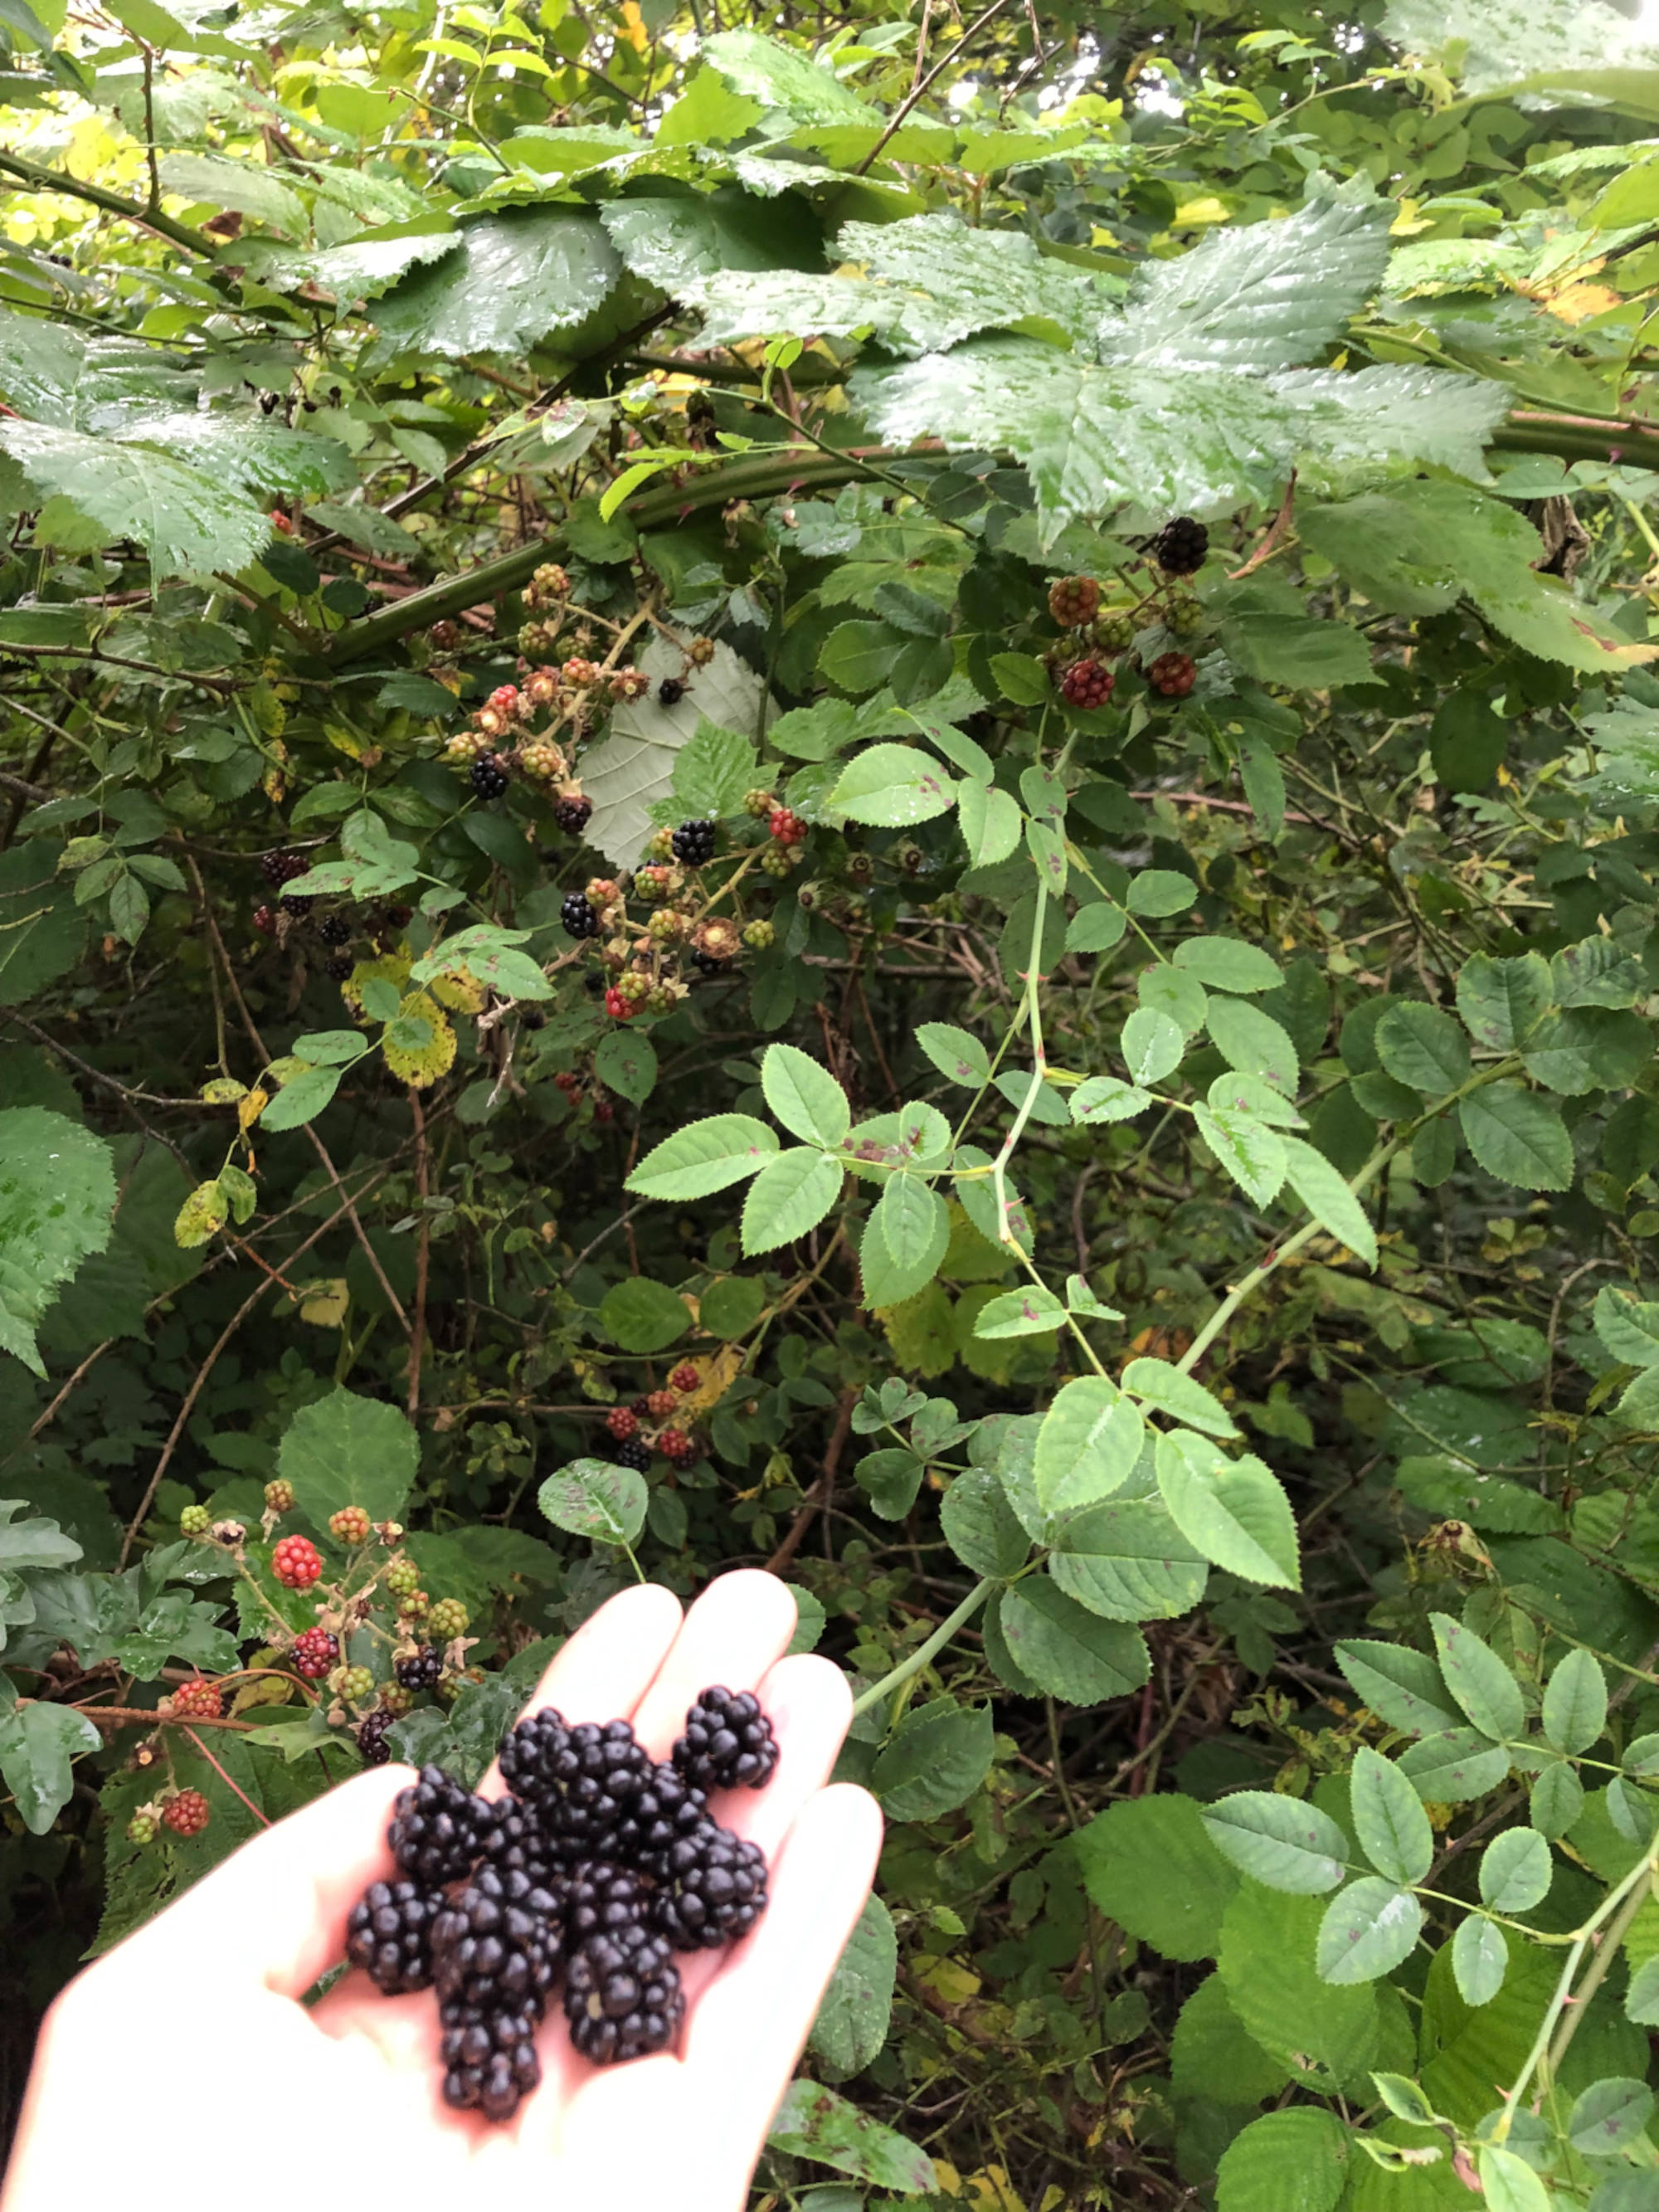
top-left (2, 1573), bottom-right (881, 2212)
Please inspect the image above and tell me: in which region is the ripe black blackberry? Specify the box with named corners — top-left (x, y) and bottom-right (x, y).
top-left (690, 950), bottom-right (730, 976)
top-left (658, 676), bottom-right (686, 706)
top-left (440, 1996), bottom-right (542, 2121)
top-left (673, 1686), bottom-right (780, 1794)
top-left (608, 1761), bottom-right (708, 1873)
top-left (260, 850), bottom-right (308, 889)
top-left (497, 1713), bottom-right (653, 1849)
top-left (280, 892), bottom-right (314, 916)
top-left (471, 753), bottom-right (510, 801)
top-left (358, 1709), bottom-right (394, 1766)
top-left (565, 1918), bottom-right (684, 2063)
top-left (1151, 515), bottom-right (1209, 575)
top-left (318, 912), bottom-right (353, 945)
top-left (563, 1860), bottom-right (652, 1943)
top-left (670, 819), bottom-right (716, 866)
top-left (431, 1866), bottom-right (561, 2015)
top-left (554, 794), bottom-right (592, 835)
top-left (396, 1645), bottom-right (444, 1693)
top-left (325, 954), bottom-right (353, 982)
top-left (390, 1763), bottom-right (494, 1885)
top-left (650, 1818), bottom-right (768, 1949)
top-left (561, 891), bottom-right (599, 940)
top-left (346, 1878), bottom-right (445, 1994)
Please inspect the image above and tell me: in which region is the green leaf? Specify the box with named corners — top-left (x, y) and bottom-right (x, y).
top-left (0, 420), bottom-right (275, 580)
top-left (1207, 996), bottom-right (1299, 1096)
top-left (990, 650), bottom-right (1049, 705)
top-left (741, 1147), bottom-right (842, 1256)
top-left (1395, 1726), bottom-right (1510, 1804)
top-left (367, 207), bottom-right (620, 359)
top-left (1530, 1761), bottom-right (1584, 1839)
top-left (1568, 2077), bottom-right (1655, 2156)
top-left (862, 1180), bottom-right (950, 1307)
top-left (869, 1696), bottom-right (993, 1820)
top-left (1071, 1075), bottom-right (1154, 1124)
top-left (1201, 1791), bottom-right (1350, 1894)
top-left (0, 1108), bottom-right (117, 1377)
top-left (829, 743), bottom-right (958, 827)
top-left (0, 843), bottom-right (86, 1008)
top-left (1214, 2107), bottom-right (1350, 2212)
top-left (1156, 1431), bottom-right (1301, 1589)
top-left (810, 1893), bottom-right (898, 2080)
top-left (1593, 1286), bottom-right (1659, 1369)
top-left (158, 152), bottom-right (307, 237)
top-left (1478, 1828), bottom-right (1551, 1912)
top-left (1350, 1746), bottom-right (1433, 1885)
top-left (1196, 1104), bottom-right (1287, 1208)
top-left (0, 1701), bottom-right (102, 1834)
top-left (1456, 954), bottom-right (1551, 1052)
top-left (939, 1464), bottom-right (1030, 1578)
top-left (1280, 1137), bottom-right (1379, 1269)
top-left (915, 1023), bottom-right (990, 1087)
top-left (1074, 1793), bottom-right (1240, 1959)
top-left (275, 1386), bottom-right (418, 1527)
top-left (1316, 1876), bottom-right (1423, 1984)
top-left (971, 1286), bottom-right (1066, 1338)
top-left (997, 1576), bottom-right (1150, 1703)
top-left (1065, 902), bottom-right (1127, 955)
top-left (1430, 1613), bottom-right (1524, 1742)
top-left (767, 2079), bottom-right (932, 2196)
top-left (259, 1064), bottom-right (343, 1132)
top-left (1541, 1645), bottom-right (1607, 1754)
top-left (537, 1458), bottom-right (647, 1547)
top-left (1335, 1640), bottom-right (1460, 1737)
top-left (1174, 937), bottom-right (1284, 992)
top-left (626, 1114), bottom-right (780, 1201)
top-left (1457, 1082), bottom-right (1573, 1191)
top-left (1476, 2146), bottom-right (1550, 2212)
top-left (1121, 1006), bottom-right (1184, 1086)
top-left (669, 717), bottom-right (759, 821)
top-left (598, 1277), bottom-right (688, 1354)
top-left (593, 1027), bottom-right (657, 1107)
top-left (956, 780), bottom-right (1022, 867)
top-left (1375, 1003), bottom-right (1472, 1094)
top-left (762, 1044), bottom-right (851, 1147)
top-left (1452, 1913), bottom-right (1508, 2007)
top-left (1033, 1377), bottom-right (1145, 1513)
top-left (1370, 2073), bottom-right (1442, 2127)
top-left (1048, 1498), bottom-right (1209, 1621)
top-left (1123, 1357), bottom-right (1238, 1438)
top-left (1628, 1954), bottom-right (1659, 2026)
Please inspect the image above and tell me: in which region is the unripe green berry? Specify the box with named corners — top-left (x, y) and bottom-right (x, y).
top-left (743, 919), bottom-right (775, 949)
top-left (760, 845), bottom-right (792, 879)
top-left (743, 787), bottom-right (776, 819)
top-left (381, 1683), bottom-right (414, 1716)
top-left (333, 1664), bottom-right (376, 1705)
top-left (383, 1556), bottom-right (421, 1598)
top-left (180, 1504), bottom-right (211, 1538)
top-left (127, 1810), bottom-right (158, 1846)
top-left (428, 1598), bottom-right (469, 1641)
top-left (1168, 598), bottom-right (1204, 637)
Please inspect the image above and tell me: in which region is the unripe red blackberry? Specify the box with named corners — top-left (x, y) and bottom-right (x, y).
top-left (586, 877), bottom-right (619, 909)
top-left (264, 1479), bottom-right (295, 1514)
top-left (1148, 650), bottom-right (1197, 698)
top-left (428, 1598), bottom-right (469, 1642)
top-left (768, 806), bottom-right (807, 845)
top-left (562, 657), bottom-right (598, 688)
top-left (606, 1406), bottom-right (640, 1441)
top-left (292, 1626), bottom-right (339, 1680)
top-left (646, 1390), bottom-right (677, 1417)
top-left (252, 904), bottom-right (277, 938)
top-left (162, 1789), bottom-right (210, 1838)
top-left (170, 1678), bottom-right (222, 1720)
top-left (329, 1505), bottom-right (372, 1545)
top-left (180, 1504), bottom-right (211, 1537)
top-left (604, 987), bottom-right (634, 1021)
top-left (656, 1426), bottom-right (691, 1460)
top-left (272, 1534), bottom-right (323, 1589)
top-left (384, 1556), bottom-right (421, 1599)
top-left (670, 1365), bottom-right (699, 1395)
top-left (1047, 574), bottom-right (1101, 628)
top-left (1060, 658), bottom-right (1115, 709)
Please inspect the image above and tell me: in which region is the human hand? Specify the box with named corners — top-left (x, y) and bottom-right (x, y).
top-left (2, 1571), bottom-right (880, 2212)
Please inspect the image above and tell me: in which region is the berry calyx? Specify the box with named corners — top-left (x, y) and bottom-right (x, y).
top-left (768, 806), bottom-right (807, 846)
top-left (329, 1505), bottom-right (372, 1546)
top-left (428, 1597), bottom-right (469, 1642)
top-left (670, 1365), bottom-right (700, 1395)
top-left (265, 1479), bottom-right (295, 1514)
top-left (1048, 574), bottom-right (1101, 628)
top-left (272, 1534), bottom-right (324, 1590)
top-left (606, 1406), bottom-right (640, 1441)
top-left (611, 667), bottom-right (649, 702)
top-left (162, 1789), bottom-right (211, 1838)
top-left (170, 1678), bottom-right (222, 1720)
top-left (1060, 658), bottom-right (1116, 709)
top-left (180, 1504), bottom-right (211, 1538)
top-left (293, 1627), bottom-right (340, 1680)
top-left (1148, 650), bottom-right (1197, 699)
top-left (1151, 515), bottom-right (1209, 576)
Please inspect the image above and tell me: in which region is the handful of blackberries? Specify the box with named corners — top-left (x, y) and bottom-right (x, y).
top-left (344, 1687), bottom-right (777, 2123)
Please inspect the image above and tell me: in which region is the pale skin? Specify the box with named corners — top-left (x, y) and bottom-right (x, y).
top-left (1, 1571), bottom-right (883, 2212)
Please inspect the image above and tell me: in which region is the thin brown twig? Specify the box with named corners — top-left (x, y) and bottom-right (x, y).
top-left (1228, 471), bottom-right (1297, 578)
top-left (854, 0), bottom-right (1018, 173)
top-left (766, 1386), bottom-right (858, 1574)
top-left (178, 1724), bottom-right (272, 1825)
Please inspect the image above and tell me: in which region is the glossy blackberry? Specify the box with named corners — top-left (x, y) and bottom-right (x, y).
top-left (358, 1710), bottom-right (396, 1766)
top-left (561, 892), bottom-right (599, 940)
top-left (396, 1645), bottom-right (443, 1692)
top-left (565, 1919), bottom-right (684, 2064)
top-left (318, 912), bottom-right (353, 945)
top-left (497, 1713), bottom-right (653, 1847)
top-left (260, 850), bottom-right (308, 888)
top-left (389, 1763), bottom-right (495, 1885)
top-left (673, 1686), bottom-right (780, 1794)
top-left (1151, 515), bottom-right (1209, 575)
top-left (486, 1800), bottom-right (565, 1886)
top-left (554, 795), bottom-right (592, 836)
top-left (280, 892), bottom-right (314, 916)
top-left (470, 753), bottom-right (510, 800)
top-left (651, 1819), bottom-right (768, 1950)
top-left (346, 1878), bottom-right (444, 1995)
top-left (608, 1761), bottom-right (708, 1873)
top-left (325, 955), bottom-right (353, 982)
top-left (658, 676), bottom-right (686, 706)
top-left (690, 951), bottom-right (730, 976)
top-left (431, 1865), bottom-right (561, 2015)
top-left (440, 1996), bottom-right (542, 2120)
top-left (670, 818), bottom-right (716, 867)
top-left (613, 1436), bottom-right (651, 1472)
top-left (562, 1860), bottom-right (653, 1943)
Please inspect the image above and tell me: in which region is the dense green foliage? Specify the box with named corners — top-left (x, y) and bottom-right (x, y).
top-left (12, 0), bottom-right (1659, 2200)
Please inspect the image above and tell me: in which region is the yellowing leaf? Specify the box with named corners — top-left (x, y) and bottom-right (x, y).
top-left (341, 947), bottom-right (412, 1014)
top-left (173, 1180), bottom-right (229, 1249)
top-left (238, 1087), bottom-right (269, 1129)
top-left (383, 990), bottom-right (456, 1088)
top-left (429, 963), bottom-right (486, 1014)
top-left (1540, 280), bottom-right (1622, 324)
top-left (297, 1275), bottom-right (350, 1326)
top-left (679, 1342), bottom-right (747, 1412)
top-left (200, 1076), bottom-right (248, 1104)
